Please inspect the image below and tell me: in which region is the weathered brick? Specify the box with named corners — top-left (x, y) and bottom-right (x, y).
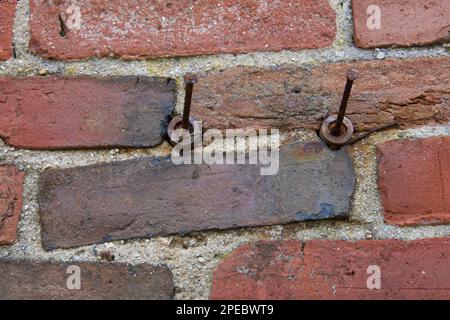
top-left (211, 238), bottom-right (450, 300)
top-left (0, 165), bottom-right (24, 245)
top-left (0, 260), bottom-right (174, 299)
top-left (192, 57), bottom-right (450, 132)
top-left (0, 0), bottom-right (16, 60)
top-left (377, 137), bottom-right (450, 226)
top-left (29, 0), bottom-right (336, 60)
top-left (352, 0), bottom-right (450, 48)
top-left (0, 76), bottom-right (175, 149)
top-left (38, 141), bottom-right (355, 250)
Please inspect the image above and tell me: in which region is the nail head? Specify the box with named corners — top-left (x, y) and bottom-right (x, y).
top-left (319, 115), bottom-right (354, 149)
top-left (346, 69), bottom-right (358, 81)
top-left (184, 74), bottom-right (198, 84)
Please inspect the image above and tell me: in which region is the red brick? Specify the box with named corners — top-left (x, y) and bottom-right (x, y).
top-left (352, 0), bottom-right (450, 48)
top-left (0, 165), bottom-right (24, 245)
top-left (192, 57), bottom-right (450, 132)
top-left (377, 137), bottom-right (450, 226)
top-left (29, 0), bottom-right (336, 60)
top-left (211, 239), bottom-right (450, 300)
top-left (0, 260), bottom-right (174, 299)
top-left (38, 142), bottom-right (355, 250)
top-left (0, 0), bottom-right (16, 60)
top-left (0, 76), bottom-right (175, 149)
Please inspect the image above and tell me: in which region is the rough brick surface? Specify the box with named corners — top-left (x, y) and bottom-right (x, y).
top-left (38, 142), bottom-right (355, 250)
top-left (352, 0), bottom-right (450, 48)
top-left (0, 0), bottom-right (16, 60)
top-left (0, 165), bottom-right (24, 245)
top-left (192, 57), bottom-right (450, 132)
top-left (377, 137), bottom-right (450, 226)
top-left (0, 76), bottom-right (175, 149)
top-left (29, 0), bottom-right (336, 60)
top-left (211, 239), bottom-right (450, 300)
top-left (0, 260), bottom-right (174, 299)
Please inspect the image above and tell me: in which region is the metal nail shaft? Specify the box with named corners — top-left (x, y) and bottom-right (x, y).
top-left (331, 69), bottom-right (358, 136)
top-left (182, 74), bottom-right (197, 130)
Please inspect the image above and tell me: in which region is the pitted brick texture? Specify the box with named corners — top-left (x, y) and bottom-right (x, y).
top-left (0, 76), bottom-right (176, 149)
top-left (0, 165), bottom-right (24, 245)
top-left (38, 142), bottom-right (355, 250)
top-left (29, 0), bottom-right (336, 60)
top-left (377, 137), bottom-right (450, 226)
top-left (192, 57), bottom-right (450, 132)
top-left (352, 0), bottom-right (450, 48)
top-left (212, 239), bottom-right (450, 300)
top-left (0, 0), bottom-right (16, 60)
top-left (0, 260), bottom-right (174, 299)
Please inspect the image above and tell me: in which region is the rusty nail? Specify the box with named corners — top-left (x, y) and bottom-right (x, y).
top-left (166, 74), bottom-right (198, 146)
top-left (182, 74), bottom-right (198, 131)
top-left (330, 69), bottom-right (358, 136)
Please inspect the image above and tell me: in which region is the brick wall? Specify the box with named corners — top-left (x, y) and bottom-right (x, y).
top-left (0, 0), bottom-right (449, 299)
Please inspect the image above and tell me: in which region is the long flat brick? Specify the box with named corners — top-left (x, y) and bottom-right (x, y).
top-left (352, 0), bottom-right (450, 48)
top-left (29, 0), bottom-right (336, 60)
top-left (192, 57), bottom-right (450, 132)
top-left (377, 137), bottom-right (450, 226)
top-left (0, 0), bottom-right (16, 60)
top-left (0, 76), bottom-right (175, 149)
top-left (0, 260), bottom-right (174, 299)
top-left (38, 141), bottom-right (355, 250)
top-left (0, 165), bottom-right (24, 245)
top-left (211, 238), bottom-right (450, 300)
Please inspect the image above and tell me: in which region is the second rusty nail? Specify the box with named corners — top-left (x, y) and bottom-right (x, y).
top-left (330, 69), bottom-right (358, 136)
top-left (182, 74), bottom-right (198, 131)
